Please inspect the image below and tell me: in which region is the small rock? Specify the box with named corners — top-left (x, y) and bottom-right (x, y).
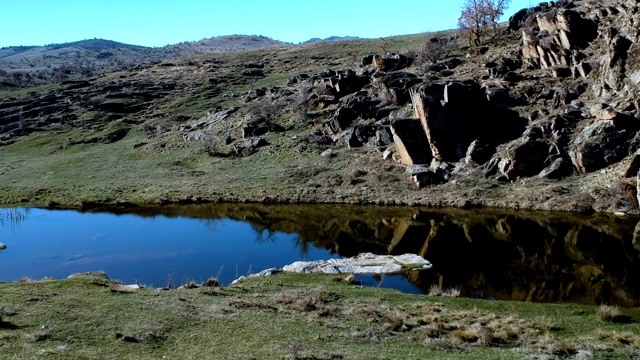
top-left (231, 268), bottom-right (283, 285)
top-left (0, 243), bottom-right (6, 250)
top-left (320, 149), bottom-right (334, 157)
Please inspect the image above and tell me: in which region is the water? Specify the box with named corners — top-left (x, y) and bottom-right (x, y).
top-left (1, 204), bottom-right (639, 306)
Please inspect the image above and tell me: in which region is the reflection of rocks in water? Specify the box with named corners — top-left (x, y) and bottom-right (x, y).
top-left (398, 210), bottom-right (640, 306)
top-left (633, 221), bottom-right (640, 252)
top-left (80, 203), bottom-right (640, 306)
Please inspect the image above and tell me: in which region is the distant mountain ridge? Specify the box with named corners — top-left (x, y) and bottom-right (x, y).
top-left (0, 35), bottom-right (287, 87)
top-left (303, 36), bottom-right (360, 44)
top-left (0, 39), bottom-right (145, 59)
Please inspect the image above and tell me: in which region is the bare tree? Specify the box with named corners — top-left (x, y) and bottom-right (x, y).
top-left (458, 0), bottom-right (511, 47)
top-left (459, 0), bottom-right (487, 47)
top-left (486, 0), bottom-right (511, 36)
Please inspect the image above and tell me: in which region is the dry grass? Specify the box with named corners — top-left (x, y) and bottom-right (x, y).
top-left (0, 272), bottom-right (639, 359)
top-left (428, 284), bottom-right (461, 298)
top-left (597, 305), bottom-right (621, 322)
top-left (596, 305), bottom-right (633, 323)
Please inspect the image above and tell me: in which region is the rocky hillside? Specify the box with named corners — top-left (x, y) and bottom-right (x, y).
top-left (1, 0), bottom-right (640, 214)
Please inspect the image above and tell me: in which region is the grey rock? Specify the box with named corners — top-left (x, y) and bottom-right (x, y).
top-left (320, 149), bottom-right (334, 157)
top-left (231, 268), bottom-right (283, 284)
top-left (0, 243), bottom-right (6, 250)
top-left (283, 253), bottom-right (431, 274)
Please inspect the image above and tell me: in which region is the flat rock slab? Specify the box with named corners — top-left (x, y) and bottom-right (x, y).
top-left (283, 253), bottom-right (432, 274)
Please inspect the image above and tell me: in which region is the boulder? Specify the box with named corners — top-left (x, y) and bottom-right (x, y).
top-left (326, 93), bottom-right (381, 135)
top-left (411, 82), bottom-right (483, 162)
top-left (599, 35), bottom-right (633, 93)
top-left (374, 127), bottom-right (393, 147)
top-left (283, 253), bottom-right (432, 274)
top-left (465, 139), bottom-right (496, 166)
top-left (509, 8), bottom-right (532, 31)
top-left (573, 62), bottom-right (592, 78)
top-left (232, 137), bottom-right (269, 157)
top-left (569, 119), bottom-right (637, 174)
top-left (0, 243), bottom-right (6, 250)
top-left (381, 72), bottom-right (422, 105)
top-left (332, 70), bottom-right (370, 97)
top-left (590, 104), bottom-right (618, 121)
top-left (624, 150), bottom-right (640, 178)
top-left (232, 268), bottom-right (284, 285)
top-left (240, 69), bottom-right (264, 77)
top-left (411, 170), bottom-right (447, 188)
top-left (243, 62), bottom-right (264, 69)
top-left (494, 137), bottom-right (551, 180)
top-left (390, 119), bottom-right (432, 165)
top-left (538, 157), bottom-right (571, 179)
top-left (372, 53), bottom-right (413, 72)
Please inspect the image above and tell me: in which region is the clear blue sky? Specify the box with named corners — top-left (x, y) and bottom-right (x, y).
top-left (1, 0), bottom-right (539, 48)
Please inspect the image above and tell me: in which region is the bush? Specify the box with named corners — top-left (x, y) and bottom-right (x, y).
top-left (420, 37), bottom-right (458, 64)
top-left (200, 131), bottom-right (229, 157)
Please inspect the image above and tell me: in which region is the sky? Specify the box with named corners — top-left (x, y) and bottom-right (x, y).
top-left (1, 0), bottom-right (539, 48)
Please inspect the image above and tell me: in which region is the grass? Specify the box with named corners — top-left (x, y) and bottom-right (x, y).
top-left (0, 83), bottom-right (61, 99)
top-left (0, 272), bottom-right (638, 359)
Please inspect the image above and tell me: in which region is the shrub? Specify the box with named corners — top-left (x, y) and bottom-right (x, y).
top-left (200, 131), bottom-right (229, 157)
top-left (420, 36), bottom-right (458, 64)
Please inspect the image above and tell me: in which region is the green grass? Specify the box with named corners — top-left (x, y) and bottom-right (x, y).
top-left (0, 83), bottom-right (61, 100)
top-left (0, 272), bottom-right (638, 359)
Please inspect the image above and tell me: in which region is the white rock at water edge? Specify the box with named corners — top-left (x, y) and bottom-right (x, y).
top-left (283, 253), bottom-right (432, 275)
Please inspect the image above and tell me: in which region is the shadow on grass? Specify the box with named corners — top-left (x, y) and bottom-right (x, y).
top-left (0, 320), bottom-right (19, 330)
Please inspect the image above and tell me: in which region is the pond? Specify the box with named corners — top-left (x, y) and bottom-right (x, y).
top-left (1, 204), bottom-right (639, 306)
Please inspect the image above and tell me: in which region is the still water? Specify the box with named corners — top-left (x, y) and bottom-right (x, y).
top-left (1, 204), bottom-right (639, 306)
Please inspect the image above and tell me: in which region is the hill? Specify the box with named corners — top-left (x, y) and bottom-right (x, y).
top-left (0, 35), bottom-right (287, 87)
top-left (303, 36), bottom-right (360, 43)
top-left (0, 0), bottom-right (639, 215)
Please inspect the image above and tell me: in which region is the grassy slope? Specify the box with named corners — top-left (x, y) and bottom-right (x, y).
top-left (1, 273), bottom-right (639, 359)
top-left (0, 35), bottom-right (426, 208)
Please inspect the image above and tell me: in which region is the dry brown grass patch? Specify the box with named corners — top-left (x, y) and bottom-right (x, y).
top-left (594, 330), bottom-right (640, 347)
top-left (275, 286), bottom-right (339, 316)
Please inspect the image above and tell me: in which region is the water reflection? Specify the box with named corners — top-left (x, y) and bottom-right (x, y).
top-left (133, 203), bottom-right (640, 306)
top-left (0, 208), bottom-right (30, 233)
top-left (2, 204), bottom-right (639, 306)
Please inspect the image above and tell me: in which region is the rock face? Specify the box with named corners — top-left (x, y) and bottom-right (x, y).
top-left (521, 7), bottom-right (597, 71)
top-left (283, 253), bottom-right (432, 274)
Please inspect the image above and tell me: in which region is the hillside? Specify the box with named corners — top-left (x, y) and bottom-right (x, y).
top-left (1, 0), bottom-right (640, 214)
top-left (0, 35), bottom-right (287, 88)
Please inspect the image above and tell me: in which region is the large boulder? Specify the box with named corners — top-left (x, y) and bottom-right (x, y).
top-left (569, 118), bottom-right (638, 174)
top-left (492, 137), bottom-right (551, 180)
top-left (325, 69), bottom-right (370, 98)
top-left (409, 81), bottom-right (527, 163)
top-left (390, 119), bottom-right (432, 165)
top-left (283, 253), bottom-right (432, 274)
top-left (380, 72), bottom-right (422, 105)
top-left (371, 53), bottom-right (413, 72)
